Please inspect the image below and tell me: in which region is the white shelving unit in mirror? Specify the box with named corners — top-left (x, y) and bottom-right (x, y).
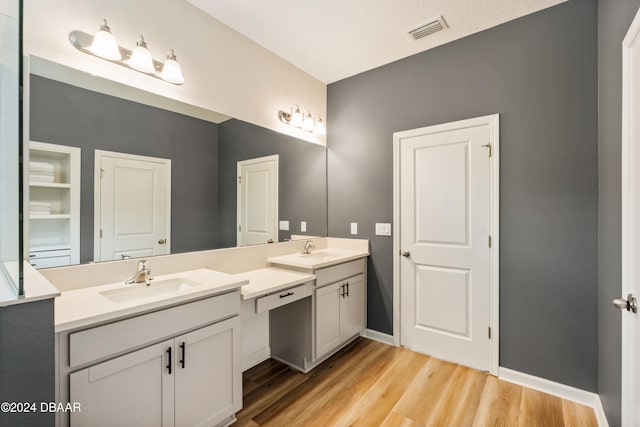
top-left (26, 141), bottom-right (80, 268)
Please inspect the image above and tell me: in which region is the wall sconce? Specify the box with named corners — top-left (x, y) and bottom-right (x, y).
top-left (278, 105), bottom-right (326, 135)
top-left (69, 19), bottom-right (185, 85)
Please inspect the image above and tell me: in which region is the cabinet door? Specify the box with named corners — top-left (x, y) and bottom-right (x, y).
top-left (69, 339), bottom-right (174, 427)
top-left (174, 317), bottom-right (241, 427)
top-left (315, 281), bottom-right (343, 359)
top-left (341, 274), bottom-right (366, 339)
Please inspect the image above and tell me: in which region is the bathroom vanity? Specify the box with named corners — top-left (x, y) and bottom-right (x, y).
top-left (46, 238), bottom-right (368, 427)
top-left (54, 270), bottom-right (248, 427)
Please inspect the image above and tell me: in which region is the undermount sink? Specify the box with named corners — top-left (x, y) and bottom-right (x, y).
top-left (99, 277), bottom-right (204, 303)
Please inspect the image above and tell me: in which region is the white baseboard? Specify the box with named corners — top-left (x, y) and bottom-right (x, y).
top-left (362, 329), bottom-right (396, 346)
top-left (242, 346), bottom-right (270, 372)
top-left (498, 367), bottom-right (608, 427)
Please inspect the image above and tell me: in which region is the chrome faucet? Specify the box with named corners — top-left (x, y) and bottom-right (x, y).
top-left (299, 240), bottom-right (315, 255)
top-left (125, 260), bottom-right (152, 286)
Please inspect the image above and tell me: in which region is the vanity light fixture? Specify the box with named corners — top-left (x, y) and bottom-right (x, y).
top-left (69, 19), bottom-right (185, 85)
top-left (278, 105), bottom-right (326, 135)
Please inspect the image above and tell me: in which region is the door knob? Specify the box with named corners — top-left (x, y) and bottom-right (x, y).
top-left (158, 238), bottom-right (166, 244)
top-left (613, 294), bottom-right (638, 313)
top-left (401, 250), bottom-right (410, 257)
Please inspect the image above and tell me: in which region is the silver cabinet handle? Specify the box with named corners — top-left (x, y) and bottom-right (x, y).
top-left (158, 238), bottom-right (166, 244)
top-left (401, 250), bottom-right (410, 257)
top-left (613, 294), bottom-right (638, 313)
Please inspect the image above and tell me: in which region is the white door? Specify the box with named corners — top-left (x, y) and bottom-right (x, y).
top-left (174, 318), bottom-right (241, 427)
top-left (95, 151), bottom-right (171, 261)
top-left (237, 155), bottom-right (278, 246)
top-left (621, 9), bottom-right (640, 426)
top-left (69, 340), bottom-right (174, 427)
top-left (397, 115), bottom-right (498, 372)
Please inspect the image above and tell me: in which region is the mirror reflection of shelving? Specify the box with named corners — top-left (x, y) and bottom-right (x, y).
top-left (27, 141), bottom-right (80, 268)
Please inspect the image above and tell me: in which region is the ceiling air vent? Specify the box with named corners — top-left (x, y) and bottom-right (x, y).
top-left (407, 16), bottom-right (448, 40)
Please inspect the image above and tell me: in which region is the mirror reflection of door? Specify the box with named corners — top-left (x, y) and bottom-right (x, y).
top-left (94, 150), bottom-right (171, 262)
top-left (237, 155), bottom-right (279, 246)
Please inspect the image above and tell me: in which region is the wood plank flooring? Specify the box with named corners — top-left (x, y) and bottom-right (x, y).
top-left (235, 338), bottom-right (598, 427)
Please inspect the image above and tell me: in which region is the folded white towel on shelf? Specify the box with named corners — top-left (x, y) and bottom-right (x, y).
top-left (29, 161), bottom-right (55, 173)
top-left (30, 209), bottom-right (52, 215)
top-left (29, 201), bottom-right (52, 208)
top-left (29, 174), bottom-right (55, 183)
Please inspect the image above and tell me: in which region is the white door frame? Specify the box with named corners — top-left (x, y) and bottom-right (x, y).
top-left (621, 8), bottom-right (640, 425)
top-left (236, 154), bottom-right (279, 246)
top-left (94, 150), bottom-right (172, 261)
top-left (392, 114), bottom-right (500, 375)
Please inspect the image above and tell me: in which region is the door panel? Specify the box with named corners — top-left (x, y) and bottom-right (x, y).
top-left (340, 274), bottom-right (366, 339)
top-left (414, 266), bottom-right (469, 337)
top-left (174, 319), bottom-right (238, 427)
top-left (70, 340), bottom-right (174, 427)
top-left (415, 142), bottom-right (468, 245)
top-left (315, 282), bottom-right (342, 359)
top-left (400, 121), bottom-right (492, 371)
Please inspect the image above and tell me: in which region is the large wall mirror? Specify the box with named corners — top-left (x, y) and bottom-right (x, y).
top-left (24, 58), bottom-right (328, 267)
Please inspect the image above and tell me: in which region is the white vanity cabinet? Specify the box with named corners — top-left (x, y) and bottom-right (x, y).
top-left (315, 259), bottom-right (366, 359)
top-left (57, 291), bottom-right (242, 427)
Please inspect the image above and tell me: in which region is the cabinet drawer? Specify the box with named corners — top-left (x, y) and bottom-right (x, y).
top-left (30, 248), bottom-right (71, 258)
top-left (256, 283), bottom-right (312, 314)
top-left (30, 256), bottom-right (70, 269)
top-left (69, 291), bottom-right (240, 369)
top-left (315, 258), bottom-right (366, 288)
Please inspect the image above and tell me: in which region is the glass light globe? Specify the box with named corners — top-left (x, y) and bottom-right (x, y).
top-left (128, 36), bottom-right (155, 73)
top-left (160, 50), bottom-right (185, 84)
top-left (302, 113), bottom-right (315, 131)
top-left (290, 107), bottom-right (303, 127)
top-left (88, 20), bottom-right (121, 61)
top-left (314, 118), bottom-right (326, 135)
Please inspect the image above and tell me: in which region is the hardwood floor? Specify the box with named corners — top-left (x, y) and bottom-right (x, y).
top-left (235, 338), bottom-right (598, 427)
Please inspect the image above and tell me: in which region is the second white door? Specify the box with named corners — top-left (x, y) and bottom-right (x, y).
top-left (397, 115), bottom-right (497, 372)
top-left (95, 151), bottom-right (171, 261)
top-left (237, 155), bottom-right (278, 246)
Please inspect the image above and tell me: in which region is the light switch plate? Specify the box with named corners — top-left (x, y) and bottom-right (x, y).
top-left (300, 221), bottom-right (307, 232)
top-left (350, 222), bottom-right (358, 235)
top-left (376, 223), bottom-right (392, 236)
top-left (279, 220), bottom-right (289, 231)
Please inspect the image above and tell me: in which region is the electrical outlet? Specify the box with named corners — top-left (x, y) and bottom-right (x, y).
top-left (279, 220), bottom-right (289, 231)
top-left (350, 222), bottom-right (358, 235)
top-left (301, 221), bottom-right (307, 232)
top-left (375, 223), bottom-right (392, 236)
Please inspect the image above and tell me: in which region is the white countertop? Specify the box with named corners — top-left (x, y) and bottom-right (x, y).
top-left (236, 267), bottom-right (316, 300)
top-left (267, 248), bottom-right (369, 270)
top-left (55, 268), bottom-right (248, 332)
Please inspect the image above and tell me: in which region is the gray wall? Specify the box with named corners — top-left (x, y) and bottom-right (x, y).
top-left (327, 0), bottom-right (598, 391)
top-left (0, 299), bottom-right (55, 427)
top-left (29, 75), bottom-right (220, 262)
top-left (597, 0), bottom-right (640, 425)
top-left (218, 119), bottom-right (327, 247)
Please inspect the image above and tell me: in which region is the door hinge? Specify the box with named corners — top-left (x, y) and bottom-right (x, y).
top-left (100, 168), bottom-right (105, 179)
top-left (488, 326), bottom-right (492, 339)
top-left (238, 224), bottom-right (241, 232)
top-left (100, 229), bottom-right (103, 238)
top-left (488, 235), bottom-right (492, 248)
top-left (238, 176), bottom-right (241, 184)
top-left (482, 143), bottom-right (492, 157)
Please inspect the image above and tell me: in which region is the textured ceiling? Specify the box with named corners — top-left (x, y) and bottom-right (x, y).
top-left (186, 0), bottom-right (568, 84)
